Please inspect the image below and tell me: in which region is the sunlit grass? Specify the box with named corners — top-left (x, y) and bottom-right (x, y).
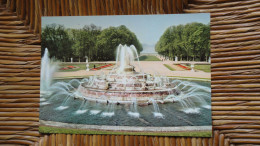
top-left (139, 55), bottom-right (161, 61)
top-left (58, 63), bottom-right (107, 72)
top-left (39, 126), bottom-right (212, 137)
top-left (194, 64), bottom-right (211, 72)
top-left (163, 64), bottom-right (175, 71)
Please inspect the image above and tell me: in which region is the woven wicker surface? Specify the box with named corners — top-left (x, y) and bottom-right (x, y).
top-left (0, 0), bottom-right (260, 145)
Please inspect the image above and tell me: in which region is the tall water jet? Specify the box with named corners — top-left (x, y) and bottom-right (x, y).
top-left (40, 48), bottom-right (58, 95)
top-left (128, 98), bottom-right (140, 118)
top-left (115, 44), bottom-right (141, 74)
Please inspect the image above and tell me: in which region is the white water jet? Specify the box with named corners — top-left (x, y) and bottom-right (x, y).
top-left (44, 79), bottom-right (79, 104)
top-left (56, 95), bottom-right (73, 110)
top-left (56, 106), bottom-right (69, 110)
top-left (40, 101), bottom-right (50, 106)
top-left (128, 98), bottom-right (140, 118)
top-left (48, 91), bottom-right (72, 102)
top-left (101, 103), bottom-right (115, 117)
top-left (90, 110), bottom-right (101, 115)
top-left (115, 44), bottom-right (141, 74)
top-left (51, 82), bottom-right (75, 91)
top-left (75, 109), bottom-right (87, 114)
top-left (183, 108), bottom-right (200, 114)
top-left (165, 80), bottom-right (211, 114)
top-left (202, 105), bottom-right (211, 109)
top-left (40, 98), bottom-right (46, 102)
top-left (40, 48), bottom-right (58, 93)
top-left (75, 100), bottom-right (88, 114)
top-left (130, 45), bottom-right (142, 72)
top-left (153, 112), bottom-right (164, 118)
top-left (150, 98), bottom-right (164, 118)
top-left (128, 112), bottom-right (140, 118)
top-left (101, 112), bottom-right (115, 117)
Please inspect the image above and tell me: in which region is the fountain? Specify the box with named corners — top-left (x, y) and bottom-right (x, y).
top-left (40, 44), bottom-right (211, 127)
top-left (76, 44), bottom-right (178, 105)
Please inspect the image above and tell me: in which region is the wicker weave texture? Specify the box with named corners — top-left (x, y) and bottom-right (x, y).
top-left (0, 0), bottom-right (260, 145)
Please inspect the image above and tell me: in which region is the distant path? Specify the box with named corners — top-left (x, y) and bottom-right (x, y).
top-left (54, 61), bottom-right (210, 79)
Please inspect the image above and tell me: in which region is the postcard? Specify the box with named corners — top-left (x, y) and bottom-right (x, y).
top-left (39, 14), bottom-right (212, 137)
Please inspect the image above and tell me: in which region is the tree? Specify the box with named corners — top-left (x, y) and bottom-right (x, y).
top-left (69, 24), bottom-right (101, 62)
top-left (95, 25), bottom-right (143, 61)
top-left (155, 22), bottom-right (210, 61)
top-left (42, 24), bottom-right (143, 62)
top-left (41, 24), bottom-right (73, 61)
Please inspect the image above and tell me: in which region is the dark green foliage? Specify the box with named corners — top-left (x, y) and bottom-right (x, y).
top-left (155, 22), bottom-right (210, 61)
top-left (41, 24), bottom-right (73, 62)
top-left (96, 25), bottom-right (143, 61)
top-left (41, 24), bottom-right (143, 61)
top-left (163, 64), bottom-right (175, 71)
top-left (69, 24), bottom-right (101, 61)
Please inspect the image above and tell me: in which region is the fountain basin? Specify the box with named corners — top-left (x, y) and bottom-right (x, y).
top-left (76, 85), bottom-right (177, 105)
top-left (40, 78), bottom-right (212, 128)
top-left (39, 45), bottom-right (212, 136)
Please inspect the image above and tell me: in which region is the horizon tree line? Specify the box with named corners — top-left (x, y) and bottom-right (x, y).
top-left (41, 24), bottom-right (143, 62)
top-left (42, 22), bottom-right (210, 62)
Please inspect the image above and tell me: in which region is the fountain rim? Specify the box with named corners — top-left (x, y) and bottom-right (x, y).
top-left (79, 84), bottom-right (175, 93)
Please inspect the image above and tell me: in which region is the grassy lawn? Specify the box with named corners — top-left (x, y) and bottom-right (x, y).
top-left (163, 64), bottom-right (175, 71)
top-left (39, 126), bottom-right (212, 137)
top-left (194, 64), bottom-right (211, 72)
top-left (58, 63), bottom-right (107, 72)
top-left (139, 55), bottom-right (161, 61)
top-left (168, 76), bottom-right (211, 81)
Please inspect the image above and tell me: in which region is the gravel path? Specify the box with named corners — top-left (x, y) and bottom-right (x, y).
top-left (53, 61), bottom-right (210, 79)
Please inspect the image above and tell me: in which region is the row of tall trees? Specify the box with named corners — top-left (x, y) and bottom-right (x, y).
top-left (41, 24), bottom-right (143, 62)
top-left (155, 22), bottom-right (210, 61)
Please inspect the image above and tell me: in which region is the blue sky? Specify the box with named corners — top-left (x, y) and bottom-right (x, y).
top-left (42, 14), bottom-right (210, 52)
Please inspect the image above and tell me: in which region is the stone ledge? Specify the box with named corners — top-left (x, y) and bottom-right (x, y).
top-left (40, 120), bottom-right (212, 133)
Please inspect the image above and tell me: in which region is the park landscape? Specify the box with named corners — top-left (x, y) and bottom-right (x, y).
top-left (40, 14), bottom-right (212, 137)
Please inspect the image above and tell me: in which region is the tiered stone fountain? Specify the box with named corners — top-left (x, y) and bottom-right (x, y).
top-left (40, 46), bottom-right (211, 124)
top-left (76, 44), bottom-right (178, 105)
